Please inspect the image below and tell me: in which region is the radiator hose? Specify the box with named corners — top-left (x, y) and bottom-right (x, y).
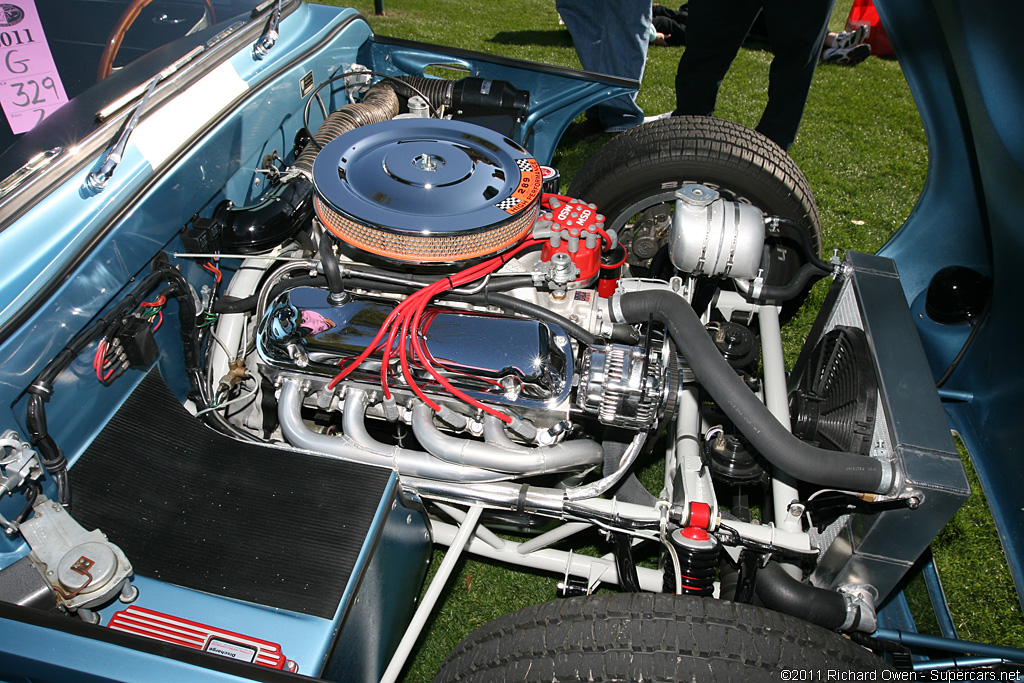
top-left (611, 290), bottom-right (893, 493)
top-left (754, 561), bottom-right (849, 630)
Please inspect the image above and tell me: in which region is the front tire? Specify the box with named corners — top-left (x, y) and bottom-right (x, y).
top-left (434, 593), bottom-right (887, 682)
top-left (569, 116), bottom-right (823, 318)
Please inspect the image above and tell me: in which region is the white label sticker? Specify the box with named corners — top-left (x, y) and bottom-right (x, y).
top-left (205, 637), bottom-right (258, 663)
top-left (0, 0), bottom-right (69, 134)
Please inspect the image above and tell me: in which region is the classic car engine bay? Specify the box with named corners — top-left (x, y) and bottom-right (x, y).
top-left (0, 13), bottom-right (984, 678)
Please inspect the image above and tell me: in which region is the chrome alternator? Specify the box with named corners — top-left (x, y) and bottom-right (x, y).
top-left (577, 335), bottom-right (678, 430)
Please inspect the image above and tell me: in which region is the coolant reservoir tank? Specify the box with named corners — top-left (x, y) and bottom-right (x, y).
top-left (669, 184), bottom-right (765, 279)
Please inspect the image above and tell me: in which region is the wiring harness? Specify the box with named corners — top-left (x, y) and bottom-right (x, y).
top-left (24, 257), bottom-right (201, 506)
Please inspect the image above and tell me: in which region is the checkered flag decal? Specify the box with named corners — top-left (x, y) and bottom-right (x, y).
top-left (515, 158), bottom-right (534, 173)
top-left (495, 197), bottom-right (521, 211)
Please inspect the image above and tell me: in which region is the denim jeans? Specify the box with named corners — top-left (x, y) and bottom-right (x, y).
top-left (557, 0), bottom-right (652, 132)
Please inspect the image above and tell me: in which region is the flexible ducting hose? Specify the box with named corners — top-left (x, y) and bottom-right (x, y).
top-left (218, 82), bottom-right (400, 253)
top-left (391, 77), bottom-right (529, 120)
top-left (293, 83), bottom-right (400, 177)
top-left (612, 290), bottom-right (892, 493)
top-left (391, 76), bottom-right (454, 111)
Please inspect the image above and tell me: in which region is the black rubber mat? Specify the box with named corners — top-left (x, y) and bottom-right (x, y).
top-left (70, 371), bottom-right (393, 619)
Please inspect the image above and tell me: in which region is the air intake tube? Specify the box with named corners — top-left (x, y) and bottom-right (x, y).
top-left (214, 175), bottom-right (315, 254)
top-left (610, 290), bottom-right (894, 493)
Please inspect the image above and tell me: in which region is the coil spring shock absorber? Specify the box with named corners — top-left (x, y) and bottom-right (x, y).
top-left (664, 527), bottom-right (720, 596)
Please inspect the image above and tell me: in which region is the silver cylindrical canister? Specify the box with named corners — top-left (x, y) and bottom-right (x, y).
top-left (669, 184), bottom-right (766, 279)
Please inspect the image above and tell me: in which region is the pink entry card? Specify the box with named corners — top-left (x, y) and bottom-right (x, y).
top-left (0, 0), bottom-right (69, 134)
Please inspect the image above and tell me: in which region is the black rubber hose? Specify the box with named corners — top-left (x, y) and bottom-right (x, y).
top-left (336, 277), bottom-right (599, 345)
top-left (212, 275), bottom-right (327, 313)
top-left (741, 261), bottom-right (830, 303)
top-left (612, 532), bottom-right (642, 593)
top-left (215, 176), bottom-right (314, 255)
top-left (614, 290), bottom-right (888, 493)
top-left (343, 266), bottom-right (536, 293)
top-left (320, 237), bottom-right (346, 300)
top-left (225, 269), bottom-right (599, 346)
top-left (769, 216), bottom-right (833, 273)
top-left (293, 229), bottom-right (316, 258)
top-left (755, 561), bottom-right (848, 630)
top-left (456, 292), bottom-right (599, 346)
top-left (211, 272), bottom-right (534, 314)
top-left (935, 295), bottom-right (991, 388)
top-left (25, 394), bottom-right (65, 478)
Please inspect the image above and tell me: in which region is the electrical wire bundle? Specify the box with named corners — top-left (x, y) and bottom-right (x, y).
top-left (91, 295), bottom-right (167, 386)
top-left (325, 239), bottom-right (544, 424)
top-left (25, 259), bottom-right (201, 506)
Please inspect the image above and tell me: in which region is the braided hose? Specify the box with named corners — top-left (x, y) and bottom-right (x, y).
top-left (392, 76), bottom-right (455, 110)
top-left (293, 83), bottom-right (400, 177)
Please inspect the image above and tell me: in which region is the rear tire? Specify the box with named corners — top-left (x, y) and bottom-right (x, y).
top-left (434, 593), bottom-right (887, 683)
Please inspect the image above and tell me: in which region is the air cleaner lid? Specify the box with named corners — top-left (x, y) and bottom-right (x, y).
top-left (312, 118), bottom-right (541, 238)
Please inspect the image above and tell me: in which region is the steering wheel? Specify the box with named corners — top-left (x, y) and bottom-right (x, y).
top-left (98, 0), bottom-right (216, 81)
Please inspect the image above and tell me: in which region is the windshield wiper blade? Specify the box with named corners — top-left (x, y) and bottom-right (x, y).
top-left (86, 45), bottom-right (204, 192)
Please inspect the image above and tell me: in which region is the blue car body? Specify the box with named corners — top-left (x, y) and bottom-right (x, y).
top-left (0, 3), bottom-right (633, 680)
top-left (0, 0), bottom-right (1019, 679)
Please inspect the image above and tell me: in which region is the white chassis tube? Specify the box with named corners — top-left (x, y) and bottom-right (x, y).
top-left (431, 519), bottom-right (665, 593)
top-left (379, 506), bottom-right (484, 683)
top-left (758, 304), bottom-right (803, 535)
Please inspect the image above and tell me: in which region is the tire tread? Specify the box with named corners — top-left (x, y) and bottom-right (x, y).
top-left (434, 593), bottom-right (886, 683)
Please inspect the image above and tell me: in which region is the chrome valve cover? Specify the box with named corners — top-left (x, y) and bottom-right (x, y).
top-left (257, 287), bottom-right (574, 418)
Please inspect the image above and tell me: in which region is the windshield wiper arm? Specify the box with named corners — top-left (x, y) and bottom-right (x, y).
top-left (252, 0), bottom-right (283, 60)
top-left (86, 45), bottom-right (204, 192)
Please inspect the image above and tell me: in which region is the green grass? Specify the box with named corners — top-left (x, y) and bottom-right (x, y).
top-left (918, 443), bottom-right (1024, 647)
top-left (311, 1), bottom-right (1022, 677)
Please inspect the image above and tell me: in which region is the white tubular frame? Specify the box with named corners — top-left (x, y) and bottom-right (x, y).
top-left (758, 304), bottom-right (804, 535)
top-left (430, 519), bottom-right (665, 593)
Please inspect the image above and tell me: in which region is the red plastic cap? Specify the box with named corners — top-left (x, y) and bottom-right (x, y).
top-left (681, 527), bottom-right (711, 541)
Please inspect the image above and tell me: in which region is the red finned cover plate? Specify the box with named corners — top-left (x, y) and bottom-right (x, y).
top-left (108, 605), bottom-right (294, 671)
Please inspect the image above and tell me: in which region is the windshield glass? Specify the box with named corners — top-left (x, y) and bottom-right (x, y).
top-left (0, 0), bottom-right (264, 159)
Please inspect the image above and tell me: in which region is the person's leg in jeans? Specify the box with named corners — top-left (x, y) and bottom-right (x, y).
top-left (756, 0), bottom-right (835, 150)
top-left (672, 0), bottom-right (762, 117)
top-left (557, 0), bottom-right (652, 132)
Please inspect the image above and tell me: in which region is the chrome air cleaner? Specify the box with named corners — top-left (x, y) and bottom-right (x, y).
top-left (312, 119), bottom-right (542, 264)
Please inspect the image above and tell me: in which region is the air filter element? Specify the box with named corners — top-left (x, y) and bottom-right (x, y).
top-left (312, 119), bottom-right (542, 264)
